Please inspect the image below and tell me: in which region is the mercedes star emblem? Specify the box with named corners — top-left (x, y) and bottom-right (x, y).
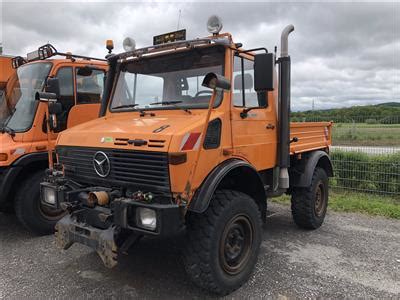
top-left (93, 151), bottom-right (111, 178)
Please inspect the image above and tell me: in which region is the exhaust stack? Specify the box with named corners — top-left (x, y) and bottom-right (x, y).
top-left (278, 25), bottom-right (294, 189)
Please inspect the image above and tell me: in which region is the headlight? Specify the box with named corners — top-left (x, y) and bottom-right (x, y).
top-left (43, 187), bottom-right (57, 205)
top-left (136, 208), bottom-right (157, 231)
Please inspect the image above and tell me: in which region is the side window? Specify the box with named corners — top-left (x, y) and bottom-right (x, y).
top-left (55, 67), bottom-right (74, 132)
top-left (232, 56), bottom-right (267, 108)
top-left (76, 68), bottom-right (105, 104)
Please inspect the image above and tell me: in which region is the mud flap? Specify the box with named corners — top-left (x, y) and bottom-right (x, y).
top-left (55, 215), bottom-right (118, 268)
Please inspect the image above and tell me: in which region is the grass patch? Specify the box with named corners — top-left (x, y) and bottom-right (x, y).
top-left (271, 191), bottom-right (400, 219)
top-left (332, 123), bottom-right (400, 146)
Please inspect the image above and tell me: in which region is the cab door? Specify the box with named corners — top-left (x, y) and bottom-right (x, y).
top-left (66, 67), bottom-right (105, 128)
top-left (231, 55), bottom-right (277, 170)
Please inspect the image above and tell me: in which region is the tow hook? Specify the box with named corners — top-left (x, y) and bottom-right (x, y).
top-left (55, 215), bottom-right (118, 268)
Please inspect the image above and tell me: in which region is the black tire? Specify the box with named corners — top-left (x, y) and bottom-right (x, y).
top-left (183, 189), bottom-right (262, 295)
top-left (291, 167), bottom-right (328, 229)
top-left (14, 170), bottom-right (64, 235)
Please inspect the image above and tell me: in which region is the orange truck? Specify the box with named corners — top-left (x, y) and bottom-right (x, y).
top-left (0, 55), bottom-right (16, 122)
top-left (0, 44), bottom-right (107, 234)
top-left (41, 17), bottom-right (333, 295)
top-left (0, 55), bottom-right (15, 90)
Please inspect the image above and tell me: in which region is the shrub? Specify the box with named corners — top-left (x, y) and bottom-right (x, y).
top-left (365, 118), bottom-right (377, 124)
top-left (331, 150), bottom-right (400, 195)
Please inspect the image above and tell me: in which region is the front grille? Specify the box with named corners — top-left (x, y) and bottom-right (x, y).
top-left (57, 146), bottom-right (170, 193)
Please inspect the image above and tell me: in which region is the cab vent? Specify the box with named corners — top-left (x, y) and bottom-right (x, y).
top-left (114, 138), bottom-right (129, 146)
top-left (204, 118), bottom-right (221, 149)
top-left (148, 139), bottom-right (166, 148)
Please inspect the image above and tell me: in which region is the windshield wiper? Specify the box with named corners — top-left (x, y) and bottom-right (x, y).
top-left (149, 101), bottom-right (183, 106)
top-left (149, 100), bottom-right (191, 114)
top-left (0, 126), bottom-right (16, 137)
top-left (112, 104), bottom-right (139, 110)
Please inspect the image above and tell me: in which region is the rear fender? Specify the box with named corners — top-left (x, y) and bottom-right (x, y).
top-left (290, 150), bottom-right (333, 188)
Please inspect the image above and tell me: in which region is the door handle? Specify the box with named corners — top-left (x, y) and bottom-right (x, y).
top-left (266, 124), bottom-right (275, 130)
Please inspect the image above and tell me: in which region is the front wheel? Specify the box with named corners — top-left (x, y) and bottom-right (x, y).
top-left (183, 190), bottom-right (262, 295)
top-left (14, 170), bottom-right (65, 235)
top-left (291, 167), bottom-right (329, 229)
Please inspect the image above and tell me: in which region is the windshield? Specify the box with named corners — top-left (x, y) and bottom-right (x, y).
top-left (110, 46), bottom-right (225, 111)
top-left (0, 90), bottom-right (6, 127)
top-left (1, 62), bottom-right (52, 131)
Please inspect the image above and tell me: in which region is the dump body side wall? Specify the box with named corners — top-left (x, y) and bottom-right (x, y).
top-left (290, 122), bottom-right (332, 154)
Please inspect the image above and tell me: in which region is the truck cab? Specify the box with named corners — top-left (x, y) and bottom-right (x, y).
top-left (42, 18), bottom-right (333, 295)
top-left (0, 45), bottom-right (107, 234)
top-left (0, 55), bottom-right (16, 124)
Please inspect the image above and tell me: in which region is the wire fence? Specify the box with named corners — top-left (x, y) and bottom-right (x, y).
top-left (292, 115), bottom-right (400, 197)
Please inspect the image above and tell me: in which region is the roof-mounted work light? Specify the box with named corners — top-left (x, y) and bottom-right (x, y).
top-left (11, 56), bottom-right (27, 69)
top-left (207, 15), bottom-right (223, 35)
top-left (123, 37), bottom-right (136, 52)
top-left (38, 44), bottom-right (56, 60)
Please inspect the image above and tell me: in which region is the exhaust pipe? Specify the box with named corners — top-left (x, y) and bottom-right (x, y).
top-left (278, 25), bottom-right (294, 189)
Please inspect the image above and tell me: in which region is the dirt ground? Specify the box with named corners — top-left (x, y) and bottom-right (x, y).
top-left (1, 203), bottom-right (399, 299)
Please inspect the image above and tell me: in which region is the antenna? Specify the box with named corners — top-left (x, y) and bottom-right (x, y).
top-left (177, 9), bottom-right (182, 30)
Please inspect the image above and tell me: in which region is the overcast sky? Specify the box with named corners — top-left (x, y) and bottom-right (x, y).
top-left (1, 0), bottom-right (399, 111)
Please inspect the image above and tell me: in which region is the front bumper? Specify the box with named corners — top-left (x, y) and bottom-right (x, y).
top-left (41, 181), bottom-right (184, 236)
top-left (43, 180), bottom-right (184, 267)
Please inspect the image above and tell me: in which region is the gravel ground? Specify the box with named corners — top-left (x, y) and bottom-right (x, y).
top-left (0, 203), bottom-right (399, 299)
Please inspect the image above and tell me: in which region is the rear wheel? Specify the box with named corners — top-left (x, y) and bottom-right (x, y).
top-left (183, 190), bottom-right (262, 295)
top-left (291, 167), bottom-right (328, 229)
top-left (15, 170), bottom-right (65, 235)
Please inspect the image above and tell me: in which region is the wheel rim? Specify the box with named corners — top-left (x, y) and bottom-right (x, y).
top-left (219, 214), bottom-right (253, 275)
top-left (314, 181), bottom-right (326, 217)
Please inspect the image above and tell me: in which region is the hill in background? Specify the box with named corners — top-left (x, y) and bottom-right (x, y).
top-left (291, 102), bottom-right (400, 123)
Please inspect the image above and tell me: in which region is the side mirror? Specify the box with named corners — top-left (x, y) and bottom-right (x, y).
top-left (77, 67), bottom-right (94, 77)
top-left (202, 73), bottom-right (231, 91)
top-left (45, 77), bottom-right (60, 98)
top-left (254, 53), bottom-right (274, 92)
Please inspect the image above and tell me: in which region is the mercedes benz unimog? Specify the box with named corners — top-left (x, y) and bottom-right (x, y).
top-left (0, 44), bottom-right (107, 234)
top-left (41, 17), bottom-right (333, 295)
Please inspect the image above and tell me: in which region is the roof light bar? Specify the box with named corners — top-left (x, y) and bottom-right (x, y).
top-left (118, 36), bottom-right (230, 61)
top-left (11, 43), bottom-right (106, 68)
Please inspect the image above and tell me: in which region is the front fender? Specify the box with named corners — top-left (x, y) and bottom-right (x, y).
top-left (188, 158), bottom-right (266, 216)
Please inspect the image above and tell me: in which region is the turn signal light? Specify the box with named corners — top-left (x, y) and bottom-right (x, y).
top-left (0, 153), bottom-right (8, 161)
top-left (168, 152), bottom-right (187, 165)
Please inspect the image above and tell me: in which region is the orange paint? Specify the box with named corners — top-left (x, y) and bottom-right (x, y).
top-left (0, 58), bottom-right (107, 168)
